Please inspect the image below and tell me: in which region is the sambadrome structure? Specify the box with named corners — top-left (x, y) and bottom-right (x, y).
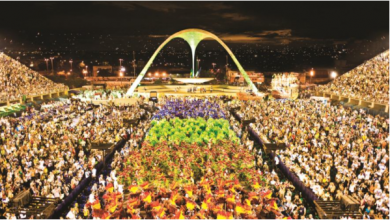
top-left (126, 28), bottom-right (259, 96)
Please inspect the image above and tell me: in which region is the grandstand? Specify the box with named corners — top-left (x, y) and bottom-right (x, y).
top-left (0, 52), bottom-right (68, 104)
top-left (317, 50), bottom-right (389, 107)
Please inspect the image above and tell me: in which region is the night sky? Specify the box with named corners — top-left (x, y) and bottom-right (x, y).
top-left (0, 1), bottom-right (388, 45)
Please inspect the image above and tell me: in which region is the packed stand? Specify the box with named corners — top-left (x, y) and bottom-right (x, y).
top-left (0, 53), bottom-right (68, 102)
top-left (245, 99), bottom-right (389, 219)
top-left (317, 50), bottom-right (389, 104)
top-left (74, 89), bottom-right (127, 101)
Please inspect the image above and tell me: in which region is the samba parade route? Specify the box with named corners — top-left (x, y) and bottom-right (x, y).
top-left (77, 97), bottom-right (285, 219)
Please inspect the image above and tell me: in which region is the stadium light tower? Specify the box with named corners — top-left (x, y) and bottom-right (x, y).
top-left (69, 59), bottom-right (73, 72)
top-left (50, 57), bottom-right (54, 73)
top-left (330, 71), bottom-right (337, 79)
top-left (309, 68), bottom-right (315, 84)
top-left (133, 51), bottom-right (137, 78)
top-left (44, 58), bottom-right (49, 73)
top-left (196, 58), bottom-right (200, 76)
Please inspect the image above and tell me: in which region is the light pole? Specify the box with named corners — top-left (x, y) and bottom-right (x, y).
top-left (50, 57), bottom-right (54, 73)
top-left (44, 58), bottom-right (49, 73)
top-left (133, 51), bottom-right (136, 77)
top-left (83, 65), bottom-right (88, 78)
top-left (196, 58), bottom-right (200, 77)
top-left (330, 71), bottom-right (337, 80)
top-left (69, 59), bottom-right (73, 72)
top-left (309, 68), bottom-right (315, 84)
top-left (225, 55), bottom-right (229, 84)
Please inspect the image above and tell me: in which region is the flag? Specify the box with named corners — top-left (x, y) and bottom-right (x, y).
top-left (108, 203), bottom-right (118, 213)
top-left (244, 199), bottom-right (251, 207)
top-left (217, 211), bottom-right (234, 219)
top-left (226, 194), bottom-right (235, 204)
top-left (129, 185), bottom-right (140, 194)
top-left (261, 190), bottom-right (272, 199)
top-left (196, 210), bottom-right (207, 219)
top-left (127, 198), bottom-right (139, 211)
top-left (269, 199), bottom-right (279, 210)
top-left (235, 203), bottom-right (246, 215)
top-left (216, 189), bottom-right (225, 199)
top-left (170, 190), bottom-right (179, 206)
top-left (233, 178), bottom-right (242, 191)
top-left (186, 199), bottom-right (198, 211)
top-left (174, 208), bottom-right (185, 219)
top-left (99, 210), bottom-right (110, 219)
top-left (212, 204), bottom-right (224, 214)
top-left (91, 199), bottom-right (101, 210)
top-left (140, 181), bottom-right (150, 190)
top-left (252, 181), bottom-right (261, 190)
top-left (235, 202), bottom-right (251, 215)
top-left (217, 211), bottom-right (226, 219)
top-left (105, 182), bottom-right (114, 193)
top-left (184, 185), bottom-right (193, 197)
top-left (248, 192), bottom-right (259, 202)
top-left (142, 192), bottom-right (152, 204)
top-left (201, 201), bottom-right (209, 211)
top-left (150, 201), bottom-right (160, 209)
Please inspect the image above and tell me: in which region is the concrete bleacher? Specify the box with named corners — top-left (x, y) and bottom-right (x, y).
top-left (316, 91), bottom-right (389, 113)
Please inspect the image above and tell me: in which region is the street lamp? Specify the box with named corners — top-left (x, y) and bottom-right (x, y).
top-left (69, 59), bottom-right (73, 72)
top-left (44, 58), bottom-right (49, 73)
top-left (155, 72), bottom-right (159, 77)
top-left (309, 68), bottom-right (315, 84)
top-left (50, 57), bottom-right (54, 73)
top-left (83, 65), bottom-right (88, 78)
top-left (133, 51), bottom-right (136, 77)
top-left (330, 71), bottom-right (337, 79)
top-left (196, 58), bottom-right (201, 76)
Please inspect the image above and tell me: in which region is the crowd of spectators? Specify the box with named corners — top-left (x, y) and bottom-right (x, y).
top-left (74, 89), bottom-right (126, 101)
top-left (0, 53), bottom-right (68, 102)
top-left (243, 99), bottom-right (389, 219)
top-left (0, 100), bottom-right (145, 218)
top-left (317, 50), bottom-right (389, 104)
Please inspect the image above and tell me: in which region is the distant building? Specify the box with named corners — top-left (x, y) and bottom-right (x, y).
top-left (227, 70), bottom-right (264, 84)
top-left (92, 66), bottom-right (113, 77)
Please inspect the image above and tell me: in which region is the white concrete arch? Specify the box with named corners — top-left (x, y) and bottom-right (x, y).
top-left (126, 28), bottom-right (259, 96)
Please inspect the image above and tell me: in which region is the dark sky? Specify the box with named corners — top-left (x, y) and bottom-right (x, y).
top-left (0, 1), bottom-right (388, 45)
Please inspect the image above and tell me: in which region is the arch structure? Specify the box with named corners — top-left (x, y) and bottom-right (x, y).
top-left (126, 28), bottom-right (259, 96)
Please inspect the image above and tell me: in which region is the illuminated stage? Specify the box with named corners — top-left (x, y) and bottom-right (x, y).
top-left (173, 78), bottom-right (214, 84)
